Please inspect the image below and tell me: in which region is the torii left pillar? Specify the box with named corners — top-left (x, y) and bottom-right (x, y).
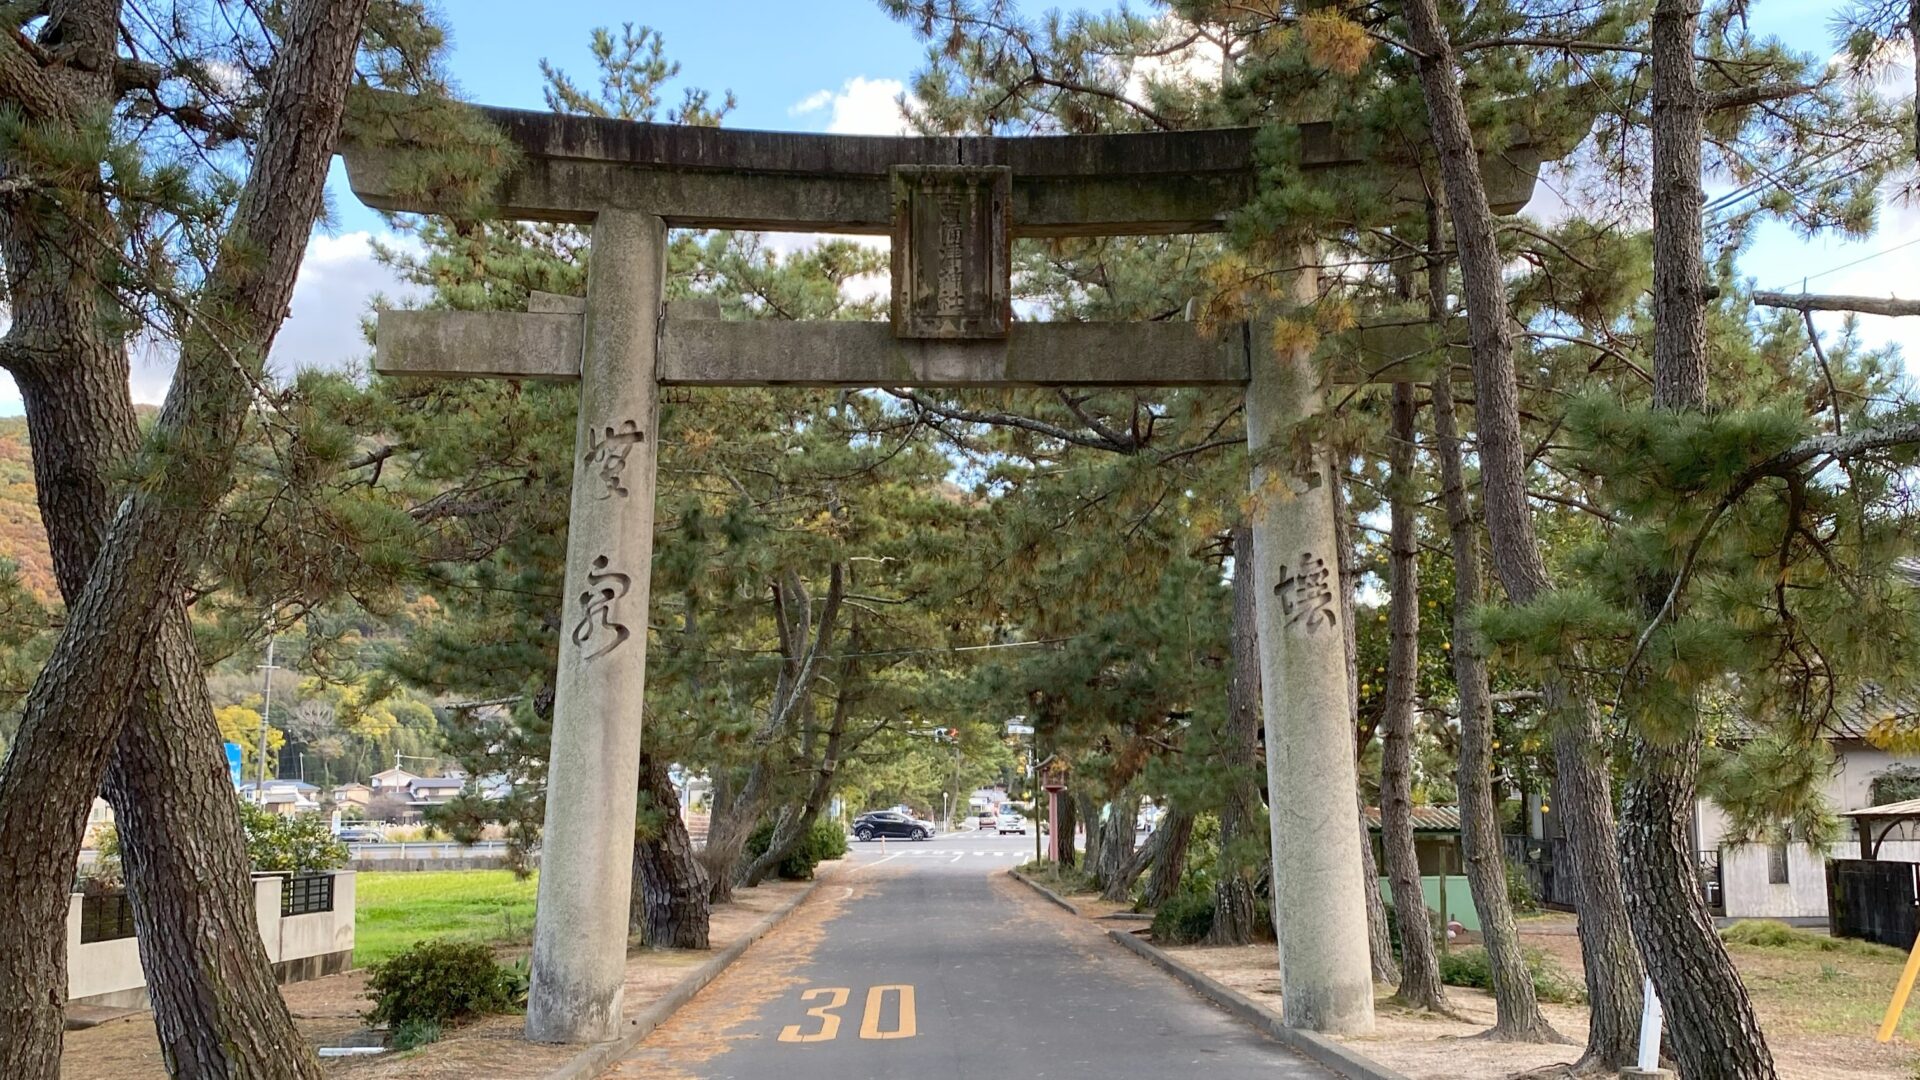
top-left (525, 210), bottom-right (666, 1042)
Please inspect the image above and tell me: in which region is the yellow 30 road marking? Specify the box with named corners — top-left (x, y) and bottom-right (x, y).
top-left (778, 987), bottom-right (850, 1042)
top-left (777, 985), bottom-right (919, 1042)
top-left (858, 985), bottom-right (917, 1040)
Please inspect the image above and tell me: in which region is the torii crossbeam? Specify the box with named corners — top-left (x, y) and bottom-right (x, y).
top-left (340, 95), bottom-right (1576, 1045)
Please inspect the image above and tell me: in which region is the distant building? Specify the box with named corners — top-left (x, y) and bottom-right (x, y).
top-left (330, 782), bottom-right (374, 810)
top-left (238, 780), bottom-right (321, 816)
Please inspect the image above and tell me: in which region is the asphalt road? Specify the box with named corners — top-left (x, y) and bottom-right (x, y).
top-left (603, 828), bottom-right (1330, 1080)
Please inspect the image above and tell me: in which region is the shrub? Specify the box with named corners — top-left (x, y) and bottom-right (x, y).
top-left (744, 817), bottom-right (848, 881)
top-left (1152, 888), bottom-right (1216, 944)
top-left (390, 1017), bottom-right (442, 1050)
top-left (1438, 945), bottom-right (1586, 1004)
top-left (238, 800), bottom-right (347, 873)
top-left (364, 940), bottom-right (517, 1036)
top-left (1505, 860), bottom-right (1540, 914)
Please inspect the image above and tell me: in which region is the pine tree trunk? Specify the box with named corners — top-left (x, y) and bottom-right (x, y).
top-left (1620, 7), bottom-right (1777, 1073)
top-left (741, 664), bottom-right (856, 888)
top-left (1337, 474), bottom-right (1400, 985)
top-left (1433, 352), bottom-right (1561, 1042)
top-left (1078, 792), bottom-right (1101, 874)
top-left (1397, 0), bottom-right (1644, 1063)
top-left (0, 4), bottom-right (363, 1070)
top-left (1210, 527), bottom-right (1271, 946)
top-left (1380, 382), bottom-right (1448, 1011)
top-left (1054, 788), bottom-right (1078, 868)
top-left (1106, 802), bottom-right (1193, 905)
top-left (700, 790), bottom-right (759, 905)
top-left (1140, 808), bottom-right (1195, 910)
top-left (631, 753), bottom-right (710, 949)
top-left (1092, 794), bottom-right (1141, 894)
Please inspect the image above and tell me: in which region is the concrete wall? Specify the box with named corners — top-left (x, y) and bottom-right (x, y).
top-left (67, 871), bottom-right (356, 1006)
top-left (65, 896), bottom-right (147, 1007)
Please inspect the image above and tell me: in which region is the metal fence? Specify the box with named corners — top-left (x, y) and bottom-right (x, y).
top-left (78, 890), bottom-right (137, 943)
top-left (1828, 858), bottom-right (1920, 948)
top-left (1697, 849), bottom-right (1725, 915)
top-left (280, 873), bottom-right (335, 918)
top-left (1502, 834), bottom-right (1578, 910)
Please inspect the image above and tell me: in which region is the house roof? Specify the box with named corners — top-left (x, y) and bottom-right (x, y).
top-left (410, 777), bottom-right (465, 789)
top-left (1363, 805), bottom-right (1462, 832)
top-left (1843, 799), bottom-right (1920, 819)
top-left (1717, 683), bottom-right (1920, 745)
top-left (239, 780), bottom-right (319, 793)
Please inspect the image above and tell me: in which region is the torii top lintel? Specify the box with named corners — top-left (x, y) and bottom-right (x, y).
top-left (339, 96), bottom-right (1574, 236)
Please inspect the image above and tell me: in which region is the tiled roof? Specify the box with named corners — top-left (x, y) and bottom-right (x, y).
top-left (1363, 805), bottom-right (1462, 831)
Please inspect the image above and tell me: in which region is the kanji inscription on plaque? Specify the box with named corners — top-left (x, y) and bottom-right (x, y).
top-left (890, 165), bottom-right (1011, 339)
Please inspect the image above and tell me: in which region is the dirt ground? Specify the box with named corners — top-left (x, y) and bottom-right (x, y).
top-left (59, 876), bottom-right (816, 1079)
top-left (1159, 913), bottom-right (1920, 1080)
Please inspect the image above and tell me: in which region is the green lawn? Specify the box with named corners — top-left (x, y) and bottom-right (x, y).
top-left (354, 870), bottom-right (539, 967)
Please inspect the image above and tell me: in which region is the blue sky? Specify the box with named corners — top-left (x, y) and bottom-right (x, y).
top-left (0, 0), bottom-right (1913, 415)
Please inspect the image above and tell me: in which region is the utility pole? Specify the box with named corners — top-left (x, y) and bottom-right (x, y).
top-left (255, 635), bottom-right (278, 803)
top-left (1006, 716), bottom-right (1038, 862)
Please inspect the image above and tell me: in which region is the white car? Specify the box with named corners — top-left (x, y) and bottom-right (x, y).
top-left (996, 810), bottom-right (1027, 835)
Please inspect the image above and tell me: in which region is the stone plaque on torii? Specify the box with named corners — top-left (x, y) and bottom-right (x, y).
top-left (340, 96), bottom-right (1578, 1043)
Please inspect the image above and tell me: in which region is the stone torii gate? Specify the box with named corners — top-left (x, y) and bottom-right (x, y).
top-left (340, 99), bottom-right (1569, 1044)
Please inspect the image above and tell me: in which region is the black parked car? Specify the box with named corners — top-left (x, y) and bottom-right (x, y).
top-left (852, 811), bottom-right (933, 841)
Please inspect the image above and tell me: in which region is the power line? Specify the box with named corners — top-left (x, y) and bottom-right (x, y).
top-left (1765, 236), bottom-right (1920, 293)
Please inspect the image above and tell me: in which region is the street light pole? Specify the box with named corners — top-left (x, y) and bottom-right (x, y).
top-left (255, 635), bottom-right (278, 803)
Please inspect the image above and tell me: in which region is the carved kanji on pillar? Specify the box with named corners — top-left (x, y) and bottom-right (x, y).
top-left (890, 165), bottom-right (1011, 339)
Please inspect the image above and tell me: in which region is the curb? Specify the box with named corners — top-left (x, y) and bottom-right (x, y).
top-left (544, 876), bottom-right (824, 1080)
top-left (1105, 929), bottom-right (1413, 1080)
top-left (1007, 867), bottom-right (1082, 915)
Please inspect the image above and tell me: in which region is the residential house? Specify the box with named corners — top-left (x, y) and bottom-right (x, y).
top-left (238, 780), bottom-right (322, 816)
top-left (1693, 695), bottom-right (1920, 921)
top-left (1364, 805), bottom-right (1478, 930)
top-left (329, 783), bottom-right (373, 812)
top-left (368, 766), bottom-right (421, 794)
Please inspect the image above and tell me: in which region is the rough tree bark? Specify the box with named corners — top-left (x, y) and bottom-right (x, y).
top-left (1620, 4), bottom-right (1778, 1073)
top-left (1379, 382), bottom-right (1449, 1011)
top-left (1209, 526), bottom-right (1271, 945)
top-left (701, 566), bottom-right (845, 902)
top-left (631, 752), bottom-right (710, 949)
top-left (740, 651), bottom-right (859, 888)
top-left (1092, 793), bottom-right (1141, 893)
top-left (1433, 351), bottom-right (1562, 1042)
top-left (1078, 791), bottom-right (1102, 872)
top-left (1397, 0), bottom-right (1645, 1064)
top-left (0, 1), bottom-right (371, 1072)
top-left (1054, 787), bottom-right (1078, 868)
top-left (1105, 802), bottom-right (1193, 905)
top-left (1336, 473), bottom-right (1400, 984)
top-left (1138, 807), bottom-right (1195, 910)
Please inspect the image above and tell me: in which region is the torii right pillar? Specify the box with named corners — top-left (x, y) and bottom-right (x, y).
top-left (1245, 248), bottom-right (1376, 1035)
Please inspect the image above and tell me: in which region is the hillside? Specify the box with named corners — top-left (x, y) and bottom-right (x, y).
top-left (0, 417), bottom-right (55, 601)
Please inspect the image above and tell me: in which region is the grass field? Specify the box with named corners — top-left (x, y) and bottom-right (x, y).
top-left (354, 870), bottom-right (539, 967)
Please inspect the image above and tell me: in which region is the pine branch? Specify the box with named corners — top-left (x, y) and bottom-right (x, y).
top-left (1706, 81), bottom-right (1817, 112)
top-left (882, 388), bottom-right (1138, 453)
top-left (1752, 291), bottom-right (1920, 317)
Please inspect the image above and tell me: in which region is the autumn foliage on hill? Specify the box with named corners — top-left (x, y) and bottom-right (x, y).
top-left (0, 419), bottom-right (54, 602)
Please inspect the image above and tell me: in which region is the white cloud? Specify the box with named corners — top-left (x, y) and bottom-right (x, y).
top-left (0, 228), bottom-right (418, 415)
top-left (269, 230), bottom-right (422, 385)
top-left (788, 89), bottom-right (834, 116)
top-left (794, 76), bottom-right (913, 136)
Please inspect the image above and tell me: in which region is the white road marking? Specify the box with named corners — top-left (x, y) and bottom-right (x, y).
top-left (950, 853), bottom-right (964, 863)
top-left (851, 853), bottom-right (901, 872)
